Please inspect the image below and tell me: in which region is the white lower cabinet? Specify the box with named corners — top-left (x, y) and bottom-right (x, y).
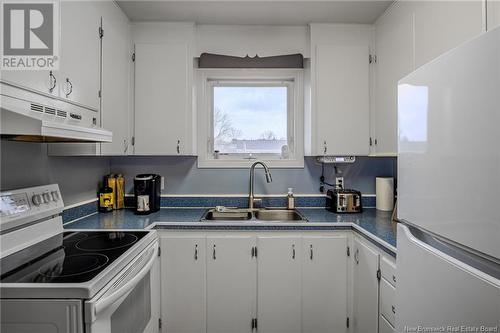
top-left (159, 232), bottom-right (382, 333)
top-left (352, 236), bottom-right (380, 333)
top-left (160, 237), bottom-right (206, 333)
top-left (206, 236), bottom-right (256, 333)
top-left (302, 236), bottom-right (348, 333)
top-left (257, 236), bottom-right (302, 333)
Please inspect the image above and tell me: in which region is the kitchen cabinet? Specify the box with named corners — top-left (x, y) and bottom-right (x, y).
top-left (161, 237), bottom-right (206, 333)
top-left (133, 42), bottom-right (193, 155)
top-left (257, 236), bottom-right (302, 333)
top-left (313, 44), bottom-right (370, 156)
top-left (47, 1), bottom-right (131, 156)
top-left (373, 7), bottom-right (414, 156)
top-left (302, 236), bottom-right (348, 333)
top-left (158, 232), bottom-right (352, 333)
top-left (352, 236), bottom-right (379, 333)
top-left (100, 2), bottom-right (132, 155)
top-left (59, 1), bottom-right (101, 110)
top-left (206, 236), bottom-right (256, 333)
top-left (372, 1), bottom-right (484, 155)
top-left (1, 1), bottom-right (101, 112)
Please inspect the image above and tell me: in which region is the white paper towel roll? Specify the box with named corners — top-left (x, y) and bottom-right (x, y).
top-left (376, 177), bottom-right (394, 211)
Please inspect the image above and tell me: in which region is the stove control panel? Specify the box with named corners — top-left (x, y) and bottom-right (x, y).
top-left (0, 185), bottom-right (64, 230)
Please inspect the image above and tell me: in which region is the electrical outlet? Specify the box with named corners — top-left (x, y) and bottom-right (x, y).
top-left (335, 177), bottom-right (344, 189)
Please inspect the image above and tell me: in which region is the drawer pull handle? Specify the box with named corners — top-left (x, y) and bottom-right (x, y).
top-left (213, 245), bottom-right (216, 260)
top-left (310, 244), bottom-right (313, 260)
top-left (292, 244), bottom-right (295, 259)
top-left (194, 244), bottom-right (198, 260)
top-left (49, 71), bottom-right (57, 93)
top-left (354, 249), bottom-right (359, 264)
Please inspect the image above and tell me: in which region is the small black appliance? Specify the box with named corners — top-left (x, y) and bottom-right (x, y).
top-left (134, 174), bottom-right (161, 214)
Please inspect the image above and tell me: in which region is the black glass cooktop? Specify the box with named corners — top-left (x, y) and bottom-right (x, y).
top-left (0, 231), bottom-right (148, 283)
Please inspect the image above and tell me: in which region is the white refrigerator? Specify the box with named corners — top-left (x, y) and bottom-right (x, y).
top-left (396, 25), bottom-right (500, 332)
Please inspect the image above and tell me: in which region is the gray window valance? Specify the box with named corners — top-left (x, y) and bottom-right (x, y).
top-left (198, 53), bottom-right (303, 69)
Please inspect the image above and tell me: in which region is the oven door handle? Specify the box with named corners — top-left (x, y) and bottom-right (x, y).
top-left (86, 243), bottom-right (158, 322)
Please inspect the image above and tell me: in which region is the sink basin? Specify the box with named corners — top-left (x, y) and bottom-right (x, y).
top-left (200, 208), bottom-right (307, 222)
top-left (254, 209), bottom-right (307, 221)
top-left (201, 209), bottom-right (252, 221)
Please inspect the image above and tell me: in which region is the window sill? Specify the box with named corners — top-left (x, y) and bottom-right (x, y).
top-left (197, 158), bottom-right (305, 168)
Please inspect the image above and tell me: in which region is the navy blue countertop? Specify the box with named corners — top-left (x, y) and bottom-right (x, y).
top-left (64, 208), bottom-right (397, 255)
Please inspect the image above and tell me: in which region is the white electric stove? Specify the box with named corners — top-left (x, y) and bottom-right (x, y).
top-left (0, 184), bottom-right (161, 333)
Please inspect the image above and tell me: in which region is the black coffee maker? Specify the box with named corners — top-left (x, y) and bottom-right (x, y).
top-left (134, 174), bottom-right (161, 214)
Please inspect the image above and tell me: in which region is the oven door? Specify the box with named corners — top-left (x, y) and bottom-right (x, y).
top-left (84, 240), bottom-right (160, 333)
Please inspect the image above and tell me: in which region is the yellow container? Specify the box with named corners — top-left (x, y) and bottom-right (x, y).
top-left (116, 174), bottom-right (125, 209)
top-left (107, 175), bottom-right (117, 209)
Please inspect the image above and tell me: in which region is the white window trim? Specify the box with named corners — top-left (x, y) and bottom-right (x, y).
top-left (196, 68), bottom-right (304, 168)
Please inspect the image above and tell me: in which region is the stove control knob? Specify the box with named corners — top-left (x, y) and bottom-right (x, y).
top-left (32, 194), bottom-right (43, 206)
top-left (51, 191), bottom-right (60, 202)
top-left (43, 193), bottom-right (52, 203)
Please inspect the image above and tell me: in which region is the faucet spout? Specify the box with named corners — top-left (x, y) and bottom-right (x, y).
top-left (249, 161), bottom-right (273, 209)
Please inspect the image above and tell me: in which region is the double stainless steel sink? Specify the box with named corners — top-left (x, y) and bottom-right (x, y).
top-left (200, 208), bottom-right (308, 222)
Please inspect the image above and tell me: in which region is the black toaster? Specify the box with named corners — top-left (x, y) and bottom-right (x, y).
top-left (326, 189), bottom-right (363, 213)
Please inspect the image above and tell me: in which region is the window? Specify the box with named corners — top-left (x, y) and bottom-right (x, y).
top-left (197, 69), bottom-right (304, 168)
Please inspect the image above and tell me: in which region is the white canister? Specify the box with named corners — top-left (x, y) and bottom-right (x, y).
top-left (376, 177), bottom-right (394, 211)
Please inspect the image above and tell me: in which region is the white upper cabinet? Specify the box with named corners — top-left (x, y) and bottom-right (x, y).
top-left (59, 1), bottom-right (101, 110)
top-left (373, 7), bottom-right (414, 155)
top-left (308, 24), bottom-right (372, 156)
top-left (133, 42), bottom-right (192, 155)
top-left (100, 2), bottom-right (132, 155)
top-left (302, 236), bottom-right (348, 333)
top-left (372, 1), bottom-right (484, 155)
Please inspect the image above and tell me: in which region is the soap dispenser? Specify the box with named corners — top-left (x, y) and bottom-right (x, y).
top-left (287, 188), bottom-right (295, 210)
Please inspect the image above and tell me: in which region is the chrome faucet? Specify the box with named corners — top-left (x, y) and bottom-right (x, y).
top-left (248, 161), bottom-right (273, 209)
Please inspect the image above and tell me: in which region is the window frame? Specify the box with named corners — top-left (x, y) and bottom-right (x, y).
top-left (197, 68), bottom-right (304, 168)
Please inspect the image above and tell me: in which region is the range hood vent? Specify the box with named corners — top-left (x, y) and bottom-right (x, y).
top-left (1, 81), bottom-right (112, 143)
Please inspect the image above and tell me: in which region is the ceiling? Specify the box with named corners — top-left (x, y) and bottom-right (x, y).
top-left (117, 1), bottom-right (393, 25)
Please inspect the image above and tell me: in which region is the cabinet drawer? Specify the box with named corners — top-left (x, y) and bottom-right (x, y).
top-left (380, 255), bottom-right (397, 286)
top-left (380, 278), bottom-right (396, 326)
top-left (379, 314), bottom-right (395, 333)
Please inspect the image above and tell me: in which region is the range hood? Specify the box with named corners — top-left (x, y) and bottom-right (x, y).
top-left (1, 81), bottom-right (112, 143)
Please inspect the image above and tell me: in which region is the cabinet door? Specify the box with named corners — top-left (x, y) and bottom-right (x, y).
top-left (302, 236), bottom-right (348, 333)
top-left (59, 1), bottom-right (100, 110)
top-left (257, 236), bottom-right (301, 333)
top-left (374, 9), bottom-right (414, 155)
top-left (315, 44), bottom-right (370, 155)
top-left (206, 236), bottom-right (256, 333)
top-left (161, 237), bottom-right (206, 333)
top-left (100, 2), bottom-right (131, 155)
top-left (352, 237), bottom-right (380, 333)
top-left (134, 43), bottom-right (190, 155)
